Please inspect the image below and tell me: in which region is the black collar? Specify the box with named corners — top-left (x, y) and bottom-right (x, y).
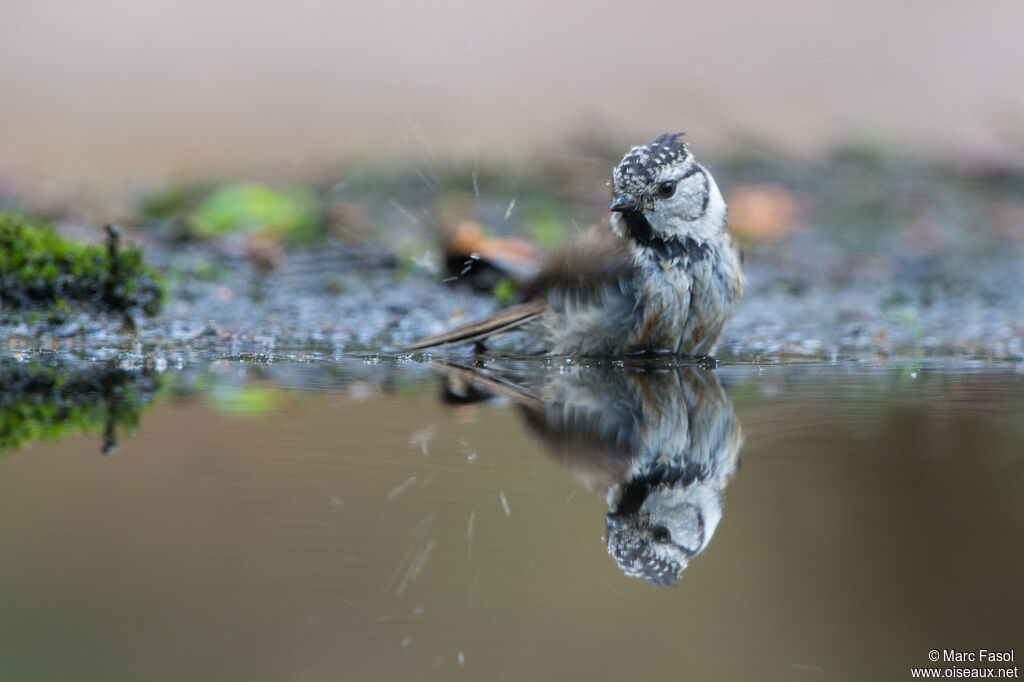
top-left (622, 211), bottom-right (709, 261)
top-left (611, 459), bottom-right (708, 516)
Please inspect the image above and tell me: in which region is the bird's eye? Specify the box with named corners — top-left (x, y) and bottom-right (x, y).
top-left (651, 526), bottom-right (672, 544)
top-left (657, 181), bottom-right (676, 198)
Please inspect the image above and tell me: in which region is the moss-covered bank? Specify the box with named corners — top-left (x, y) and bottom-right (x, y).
top-left (0, 215), bottom-right (164, 321)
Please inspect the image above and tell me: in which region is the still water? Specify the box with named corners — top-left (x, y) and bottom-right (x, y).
top-left (1, 358), bottom-right (1021, 681)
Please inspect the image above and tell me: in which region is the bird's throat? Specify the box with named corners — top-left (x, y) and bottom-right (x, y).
top-left (622, 209), bottom-right (657, 247)
top-left (622, 211), bottom-right (709, 262)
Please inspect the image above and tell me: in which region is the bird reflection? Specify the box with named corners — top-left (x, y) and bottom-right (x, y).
top-left (435, 360), bottom-right (743, 586)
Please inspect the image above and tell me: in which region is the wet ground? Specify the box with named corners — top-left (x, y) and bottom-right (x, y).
top-left (0, 357), bottom-right (1021, 680)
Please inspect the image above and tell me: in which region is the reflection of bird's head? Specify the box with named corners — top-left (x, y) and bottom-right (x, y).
top-left (605, 525), bottom-right (693, 587)
top-left (610, 133), bottom-right (727, 246)
top-left (605, 466), bottom-right (727, 587)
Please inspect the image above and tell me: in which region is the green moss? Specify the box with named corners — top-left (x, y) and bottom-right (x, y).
top-left (524, 200), bottom-right (570, 249)
top-left (322, 275), bottom-right (347, 295)
top-left (188, 260), bottom-right (228, 282)
top-left (189, 183), bottom-right (322, 243)
top-left (0, 216), bottom-right (165, 320)
top-left (491, 277), bottom-right (517, 304)
top-left (0, 359), bottom-right (163, 456)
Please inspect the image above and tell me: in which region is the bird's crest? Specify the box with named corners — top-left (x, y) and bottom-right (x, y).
top-left (612, 133), bottom-right (689, 197)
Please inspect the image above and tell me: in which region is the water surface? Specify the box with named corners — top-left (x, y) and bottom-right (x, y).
top-left (1, 358), bottom-right (1021, 680)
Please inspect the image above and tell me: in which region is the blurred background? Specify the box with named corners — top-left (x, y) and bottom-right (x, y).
top-left (4, 0), bottom-right (1024, 178)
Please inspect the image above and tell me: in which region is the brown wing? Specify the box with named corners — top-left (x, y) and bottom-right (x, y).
top-left (523, 224), bottom-right (636, 300)
top-left (407, 225), bottom-right (635, 352)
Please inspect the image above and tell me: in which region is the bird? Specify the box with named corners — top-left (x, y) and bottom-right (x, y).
top-left (406, 133), bottom-right (743, 357)
top-left (431, 358), bottom-right (744, 586)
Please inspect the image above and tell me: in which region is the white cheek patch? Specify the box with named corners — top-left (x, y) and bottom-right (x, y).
top-left (674, 171), bottom-right (710, 221)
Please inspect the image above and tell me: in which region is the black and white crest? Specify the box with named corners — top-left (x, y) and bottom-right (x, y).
top-left (612, 132), bottom-right (690, 197)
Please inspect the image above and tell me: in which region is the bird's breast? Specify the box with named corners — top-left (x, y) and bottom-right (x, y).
top-left (632, 258), bottom-right (693, 352)
top-left (631, 240), bottom-right (740, 354)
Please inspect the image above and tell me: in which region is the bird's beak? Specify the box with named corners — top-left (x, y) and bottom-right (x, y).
top-left (605, 512), bottom-right (630, 530)
top-left (609, 195), bottom-right (639, 213)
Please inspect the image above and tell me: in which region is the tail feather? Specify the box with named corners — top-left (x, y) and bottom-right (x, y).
top-left (405, 300), bottom-right (544, 351)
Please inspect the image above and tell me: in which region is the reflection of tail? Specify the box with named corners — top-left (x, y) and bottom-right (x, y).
top-left (428, 359), bottom-right (544, 410)
top-left (404, 300), bottom-right (544, 351)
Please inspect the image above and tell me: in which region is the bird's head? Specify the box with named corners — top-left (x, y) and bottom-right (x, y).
top-left (604, 476), bottom-right (726, 587)
top-left (610, 133), bottom-right (727, 249)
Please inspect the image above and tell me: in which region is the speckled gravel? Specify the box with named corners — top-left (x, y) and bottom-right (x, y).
top-left (3, 231), bottom-right (1021, 366)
